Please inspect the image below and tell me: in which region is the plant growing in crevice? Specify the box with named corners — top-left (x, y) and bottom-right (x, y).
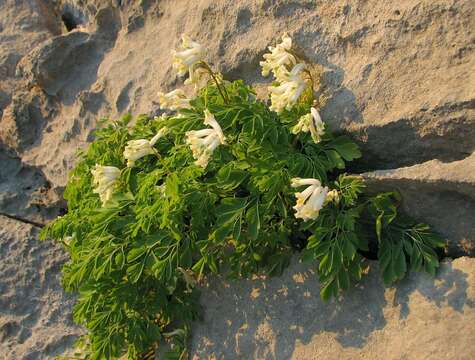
top-left (42, 34), bottom-right (445, 359)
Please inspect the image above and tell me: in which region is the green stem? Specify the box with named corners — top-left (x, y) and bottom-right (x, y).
top-left (303, 69), bottom-right (316, 100)
top-left (198, 61), bottom-right (229, 103)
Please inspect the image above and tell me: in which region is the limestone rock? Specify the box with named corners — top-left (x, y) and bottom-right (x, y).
top-left (0, 216), bottom-right (82, 359)
top-left (0, 0), bottom-right (474, 358)
top-left (0, 0), bottom-right (62, 115)
top-left (191, 257), bottom-right (475, 359)
top-left (2, 0), bottom-right (473, 216)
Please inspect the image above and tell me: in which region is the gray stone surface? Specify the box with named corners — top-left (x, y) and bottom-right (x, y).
top-left (1, 0), bottom-right (473, 253)
top-left (191, 257), bottom-right (475, 360)
top-left (0, 0), bottom-right (473, 358)
top-left (0, 216), bottom-right (82, 360)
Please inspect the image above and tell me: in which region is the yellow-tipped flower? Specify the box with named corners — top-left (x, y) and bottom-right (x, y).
top-left (158, 89), bottom-right (191, 110)
top-left (123, 127), bottom-right (169, 167)
top-left (292, 107), bottom-right (325, 143)
top-left (91, 164), bottom-right (121, 206)
top-left (185, 109), bottom-right (225, 168)
top-left (291, 177), bottom-right (329, 221)
top-left (269, 63), bottom-right (307, 113)
top-left (260, 34), bottom-right (296, 77)
top-left (171, 35), bottom-right (205, 85)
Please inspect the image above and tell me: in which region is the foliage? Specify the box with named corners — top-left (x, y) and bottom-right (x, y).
top-left (41, 42), bottom-right (445, 359)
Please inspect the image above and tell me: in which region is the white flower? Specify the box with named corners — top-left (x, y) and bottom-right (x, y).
top-left (91, 165), bottom-right (121, 206)
top-left (158, 89), bottom-right (190, 110)
top-left (260, 34), bottom-right (296, 77)
top-left (269, 63), bottom-right (307, 113)
top-left (184, 66), bottom-right (207, 87)
top-left (291, 177), bottom-right (329, 221)
top-left (292, 107), bottom-right (325, 143)
top-left (292, 113), bottom-right (312, 134)
top-left (203, 109), bottom-right (225, 143)
top-left (185, 109), bottom-right (225, 168)
top-left (123, 127), bottom-right (169, 167)
top-left (172, 35), bottom-right (205, 85)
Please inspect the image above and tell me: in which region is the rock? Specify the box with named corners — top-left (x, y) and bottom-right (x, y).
top-left (362, 152), bottom-right (475, 257)
top-left (0, 0), bottom-right (473, 358)
top-left (0, 216), bottom-right (82, 359)
top-left (0, 145), bottom-right (64, 225)
top-left (0, 87), bottom-right (58, 153)
top-left (0, 0), bottom-right (62, 107)
top-left (190, 257), bottom-right (475, 359)
top-left (2, 0), bottom-right (472, 202)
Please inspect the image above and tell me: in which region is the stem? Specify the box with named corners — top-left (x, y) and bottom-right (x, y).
top-left (198, 61), bottom-right (229, 103)
top-left (303, 68), bottom-right (316, 99)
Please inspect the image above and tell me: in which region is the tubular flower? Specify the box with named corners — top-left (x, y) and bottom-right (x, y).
top-left (184, 65), bottom-right (207, 87)
top-left (269, 63), bottom-right (307, 113)
top-left (185, 109), bottom-right (225, 168)
top-left (91, 165), bottom-right (121, 206)
top-left (171, 35), bottom-right (205, 84)
top-left (158, 89), bottom-right (191, 110)
top-left (260, 33), bottom-right (296, 77)
top-left (292, 107), bottom-right (325, 143)
top-left (123, 127), bottom-right (169, 167)
top-left (291, 177), bottom-right (329, 221)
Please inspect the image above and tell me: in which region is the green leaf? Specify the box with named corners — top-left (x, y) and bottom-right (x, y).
top-left (246, 204), bottom-right (261, 240)
top-left (337, 269), bottom-right (350, 290)
top-left (320, 277), bottom-right (338, 301)
top-left (127, 261), bottom-right (145, 283)
top-left (330, 136), bottom-right (361, 161)
top-left (326, 150), bottom-right (345, 169)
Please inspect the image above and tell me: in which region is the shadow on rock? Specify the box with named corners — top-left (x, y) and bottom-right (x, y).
top-left (0, 143), bottom-right (64, 224)
top-left (191, 257), bottom-right (475, 359)
top-left (394, 260), bottom-right (475, 320)
top-left (191, 260), bottom-right (387, 358)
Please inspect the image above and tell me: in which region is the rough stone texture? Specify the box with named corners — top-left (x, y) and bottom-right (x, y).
top-left (0, 0), bottom-right (473, 254)
top-left (0, 0), bottom-right (474, 358)
top-left (191, 257), bottom-right (475, 360)
top-left (0, 216), bottom-right (81, 359)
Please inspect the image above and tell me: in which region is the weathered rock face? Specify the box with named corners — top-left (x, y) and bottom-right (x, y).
top-left (0, 0), bottom-right (474, 358)
top-left (191, 257), bottom-right (475, 360)
top-left (0, 216), bottom-right (82, 359)
top-left (1, 0), bottom-right (474, 255)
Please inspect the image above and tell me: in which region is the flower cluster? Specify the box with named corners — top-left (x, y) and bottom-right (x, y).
top-left (269, 63), bottom-right (307, 113)
top-left (260, 34), bottom-right (308, 113)
top-left (291, 178), bottom-right (330, 221)
top-left (185, 109), bottom-right (226, 168)
top-left (158, 89), bottom-right (190, 110)
top-left (123, 127), bottom-right (169, 168)
top-left (171, 35), bottom-right (205, 86)
top-left (91, 165), bottom-right (121, 205)
top-left (260, 33), bottom-right (296, 76)
top-left (292, 107), bottom-right (325, 143)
